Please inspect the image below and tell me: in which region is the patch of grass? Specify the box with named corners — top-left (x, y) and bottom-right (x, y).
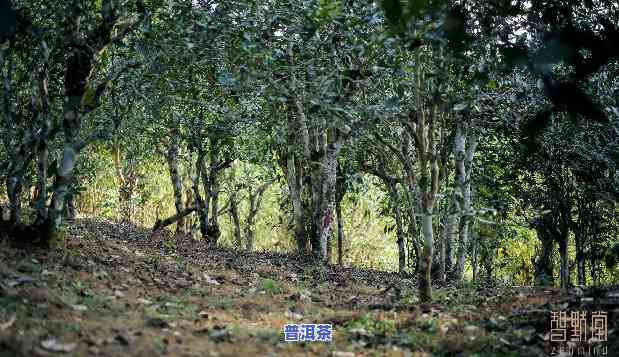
top-left (261, 278), bottom-right (283, 294)
top-left (150, 295), bottom-right (200, 317)
top-left (145, 254), bottom-right (162, 269)
top-left (209, 296), bottom-right (234, 310)
top-left (81, 295), bottom-right (108, 310)
top-left (344, 312), bottom-right (398, 336)
top-left (174, 255), bottom-right (185, 269)
top-left (163, 237), bottom-right (176, 252)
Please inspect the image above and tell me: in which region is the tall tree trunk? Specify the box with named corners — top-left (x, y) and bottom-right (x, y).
top-left (575, 228), bottom-right (586, 286)
top-left (166, 129), bottom-right (185, 234)
top-left (314, 135), bottom-right (342, 261)
top-left (386, 178), bottom-right (406, 274)
top-left (229, 191), bottom-right (242, 248)
top-left (453, 123), bottom-right (479, 281)
top-left (48, 96), bottom-right (82, 236)
top-left (534, 218), bottom-right (555, 286)
top-left (111, 143), bottom-right (133, 222)
top-left (35, 143), bottom-right (49, 224)
top-left (209, 161), bottom-right (221, 247)
top-left (191, 150), bottom-right (209, 241)
top-left (286, 154), bottom-right (306, 253)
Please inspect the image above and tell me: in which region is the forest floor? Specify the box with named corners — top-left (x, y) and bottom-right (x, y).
top-left (0, 218), bottom-right (617, 357)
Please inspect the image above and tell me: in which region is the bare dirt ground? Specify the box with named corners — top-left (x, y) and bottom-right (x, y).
top-left (0, 218), bottom-right (617, 356)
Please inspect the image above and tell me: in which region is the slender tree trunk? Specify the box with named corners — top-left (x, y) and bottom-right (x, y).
top-left (471, 233), bottom-right (478, 283)
top-left (386, 179), bottom-right (406, 274)
top-left (243, 181), bottom-right (271, 251)
top-left (191, 150), bottom-right (209, 240)
top-left (315, 136), bottom-right (342, 261)
top-left (48, 96), bottom-right (82, 236)
top-left (6, 169), bottom-right (23, 224)
top-left (575, 228), bottom-right (586, 286)
top-left (453, 123), bottom-right (479, 281)
top-left (229, 191), bottom-right (242, 248)
top-left (419, 195), bottom-right (435, 302)
top-left (166, 129), bottom-right (185, 234)
top-left (443, 194), bottom-right (458, 278)
top-left (286, 155), bottom-right (306, 253)
top-left (35, 144), bottom-right (49, 224)
top-left (336, 193), bottom-right (344, 265)
top-left (209, 163), bottom-right (220, 247)
top-left (558, 233), bottom-right (569, 289)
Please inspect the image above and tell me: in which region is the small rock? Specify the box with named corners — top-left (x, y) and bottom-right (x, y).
top-left (202, 274), bottom-right (220, 285)
top-left (41, 338), bottom-right (78, 353)
top-left (71, 304), bottom-right (88, 312)
top-left (463, 325), bottom-right (479, 335)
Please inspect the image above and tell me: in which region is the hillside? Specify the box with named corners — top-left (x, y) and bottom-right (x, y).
top-left (0, 219), bottom-right (616, 356)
